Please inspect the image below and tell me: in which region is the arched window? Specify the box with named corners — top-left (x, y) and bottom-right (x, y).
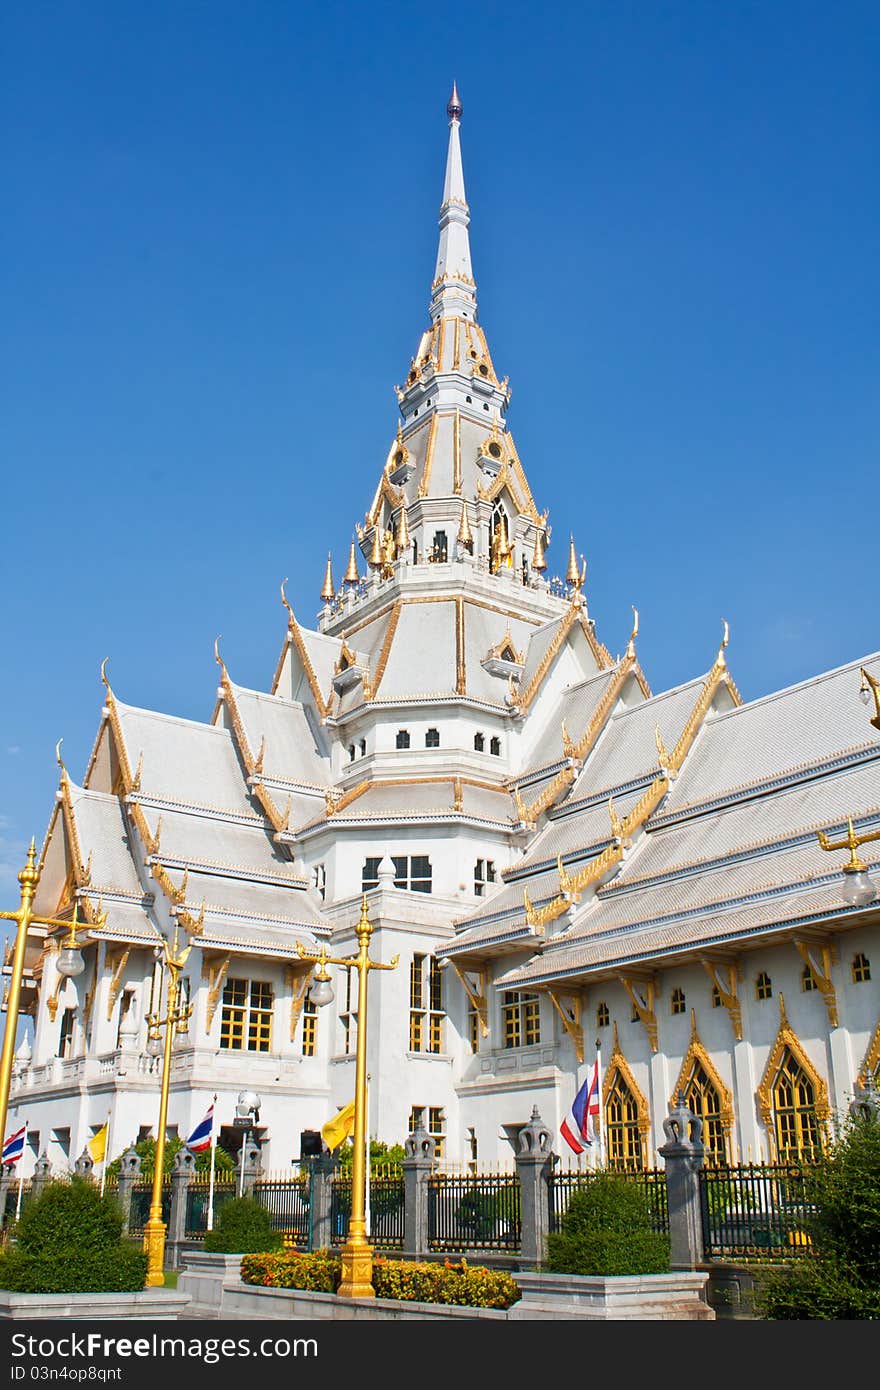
top-left (773, 1049), bottom-right (822, 1161)
top-left (605, 1072), bottom-right (644, 1171)
top-left (684, 1063), bottom-right (727, 1164)
top-left (756, 972), bottom-right (773, 1001)
top-left (474, 732), bottom-right (485, 752)
top-left (852, 953), bottom-right (871, 983)
top-left (489, 736), bottom-right (501, 756)
top-left (395, 730), bottom-right (410, 750)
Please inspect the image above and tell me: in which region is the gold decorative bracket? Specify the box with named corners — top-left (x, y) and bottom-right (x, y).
top-left (701, 958), bottom-right (743, 1040)
top-left (285, 964), bottom-right (314, 1041)
top-left (451, 963), bottom-right (489, 1039)
top-left (203, 954), bottom-right (231, 1034)
top-left (618, 975), bottom-right (658, 1052)
top-left (547, 988), bottom-right (583, 1064)
top-left (105, 948), bottom-right (131, 1021)
top-left (794, 937), bottom-right (839, 1028)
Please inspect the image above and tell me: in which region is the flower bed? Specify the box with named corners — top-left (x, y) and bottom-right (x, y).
top-left (240, 1250), bottom-right (520, 1309)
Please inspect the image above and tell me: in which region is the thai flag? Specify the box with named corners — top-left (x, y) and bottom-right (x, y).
top-left (560, 1060), bottom-right (600, 1155)
top-left (185, 1105), bottom-right (214, 1153)
top-left (2, 1125), bottom-right (26, 1166)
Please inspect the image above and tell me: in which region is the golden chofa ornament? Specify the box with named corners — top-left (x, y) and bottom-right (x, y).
top-left (320, 553), bottom-right (335, 603)
top-left (344, 539), bottom-right (361, 587)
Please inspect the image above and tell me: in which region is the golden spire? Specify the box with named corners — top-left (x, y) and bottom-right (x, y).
top-left (395, 506), bottom-right (410, 555)
top-left (344, 539), bottom-right (361, 587)
top-left (457, 500), bottom-right (473, 548)
top-left (320, 555), bottom-right (335, 603)
top-left (566, 536), bottom-right (580, 586)
top-left (369, 525), bottom-right (384, 570)
top-left (531, 527), bottom-right (547, 572)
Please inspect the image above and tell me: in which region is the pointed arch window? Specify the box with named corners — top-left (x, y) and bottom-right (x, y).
top-left (773, 1049), bottom-right (822, 1162)
top-left (684, 1062), bottom-right (728, 1164)
top-left (605, 1071), bottom-right (644, 1172)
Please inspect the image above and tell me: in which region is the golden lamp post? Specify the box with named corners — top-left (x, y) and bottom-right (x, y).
top-left (860, 667), bottom-right (880, 732)
top-left (296, 896), bottom-right (398, 1298)
top-left (0, 842), bottom-right (101, 1160)
top-left (817, 817), bottom-right (878, 908)
top-left (142, 921), bottom-right (193, 1287)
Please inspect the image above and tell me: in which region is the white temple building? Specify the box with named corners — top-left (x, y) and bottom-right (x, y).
top-left (5, 87), bottom-right (879, 1174)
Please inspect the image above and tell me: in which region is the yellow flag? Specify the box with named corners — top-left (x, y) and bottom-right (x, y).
top-left (87, 1123), bottom-right (108, 1164)
top-left (321, 1100), bottom-right (356, 1152)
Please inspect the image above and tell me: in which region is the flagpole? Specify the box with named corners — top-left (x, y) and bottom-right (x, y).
top-left (15, 1123), bottom-right (26, 1220)
top-left (207, 1093), bottom-right (217, 1232)
top-left (100, 1107), bottom-right (112, 1197)
top-left (594, 1039), bottom-right (604, 1170)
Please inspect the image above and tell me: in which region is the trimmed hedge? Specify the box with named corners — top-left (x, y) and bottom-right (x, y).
top-left (546, 1172), bottom-right (670, 1277)
top-left (240, 1249), bottom-right (521, 1309)
top-left (0, 1178), bottom-right (147, 1293)
top-left (204, 1196), bottom-right (283, 1254)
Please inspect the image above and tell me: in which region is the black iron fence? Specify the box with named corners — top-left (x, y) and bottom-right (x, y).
top-left (548, 1165), bottom-right (669, 1235)
top-left (699, 1162), bottom-right (818, 1261)
top-left (427, 1171), bottom-right (521, 1252)
top-left (252, 1175), bottom-right (310, 1246)
top-left (127, 1181), bottom-right (171, 1236)
top-left (184, 1180), bottom-right (238, 1240)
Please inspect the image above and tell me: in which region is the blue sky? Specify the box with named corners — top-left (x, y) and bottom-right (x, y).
top-left (1, 1), bottom-right (878, 888)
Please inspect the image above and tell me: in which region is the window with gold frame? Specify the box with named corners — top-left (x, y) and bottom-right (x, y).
top-left (683, 1062), bottom-right (727, 1164)
top-left (220, 978), bottom-right (273, 1053)
top-left (502, 990), bottom-right (540, 1049)
top-left (852, 953), bottom-right (871, 984)
top-left (605, 1071), bottom-right (644, 1171)
top-left (409, 954), bottom-right (445, 1053)
top-left (301, 994), bottom-right (317, 1057)
top-left (773, 1049), bottom-right (822, 1161)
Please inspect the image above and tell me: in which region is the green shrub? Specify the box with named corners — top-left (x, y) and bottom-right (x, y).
top-left (240, 1249), bottom-right (521, 1308)
top-left (755, 1111), bottom-right (880, 1320)
top-left (203, 1196), bottom-right (283, 1254)
top-left (0, 1178), bottom-right (147, 1293)
top-left (546, 1172), bottom-right (670, 1276)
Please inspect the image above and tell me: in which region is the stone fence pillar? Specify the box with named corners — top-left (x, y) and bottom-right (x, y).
top-left (115, 1146), bottom-right (141, 1235)
top-left (166, 1147), bottom-right (196, 1270)
top-left (402, 1126), bottom-right (435, 1260)
top-left (307, 1152), bottom-right (338, 1251)
top-left (74, 1149), bottom-right (95, 1180)
top-left (658, 1092), bottom-right (705, 1269)
top-left (0, 1164), bottom-right (14, 1229)
top-left (30, 1151), bottom-right (52, 1199)
top-left (515, 1106), bottom-right (554, 1268)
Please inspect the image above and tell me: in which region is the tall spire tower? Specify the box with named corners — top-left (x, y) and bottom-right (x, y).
top-left (430, 83), bottom-right (476, 322)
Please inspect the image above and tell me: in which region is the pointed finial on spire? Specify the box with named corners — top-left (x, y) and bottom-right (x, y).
top-left (566, 536), bottom-right (580, 587)
top-left (213, 635), bottom-right (226, 674)
top-left (344, 539), bottom-right (361, 587)
top-left (319, 556), bottom-right (335, 604)
top-left (457, 499), bottom-right (473, 548)
top-left (447, 81), bottom-right (462, 122)
top-left (55, 739), bottom-right (68, 784)
top-left (100, 658), bottom-right (112, 696)
top-left (369, 524), bottom-right (384, 571)
top-left (280, 577), bottom-right (296, 622)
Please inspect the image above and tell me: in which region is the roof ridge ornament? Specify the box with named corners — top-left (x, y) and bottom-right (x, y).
top-left (213, 635), bottom-right (227, 677)
top-left (626, 606), bottom-right (639, 659)
top-left (716, 619), bottom-right (730, 670)
top-left (447, 81), bottom-right (462, 122)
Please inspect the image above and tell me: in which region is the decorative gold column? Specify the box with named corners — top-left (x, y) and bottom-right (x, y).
top-left (297, 897), bottom-right (397, 1297)
top-left (142, 923), bottom-right (192, 1287)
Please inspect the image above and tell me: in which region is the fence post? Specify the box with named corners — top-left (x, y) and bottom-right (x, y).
top-left (115, 1145), bottom-right (141, 1235)
top-left (307, 1152), bottom-right (338, 1251)
top-left (515, 1105), bottom-right (554, 1269)
top-left (74, 1149), bottom-right (95, 1181)
top-left (402, 1126), bottom-right (435, 1260)
top-left (29, 1152), bottom-right (51, 1201)
top-left (658, 1091), bottom-right (705, 1269)
top-left (166, 1147), bottom-right (196, 1270)
top-left (235, 1135), bottom-right (262, 1198)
